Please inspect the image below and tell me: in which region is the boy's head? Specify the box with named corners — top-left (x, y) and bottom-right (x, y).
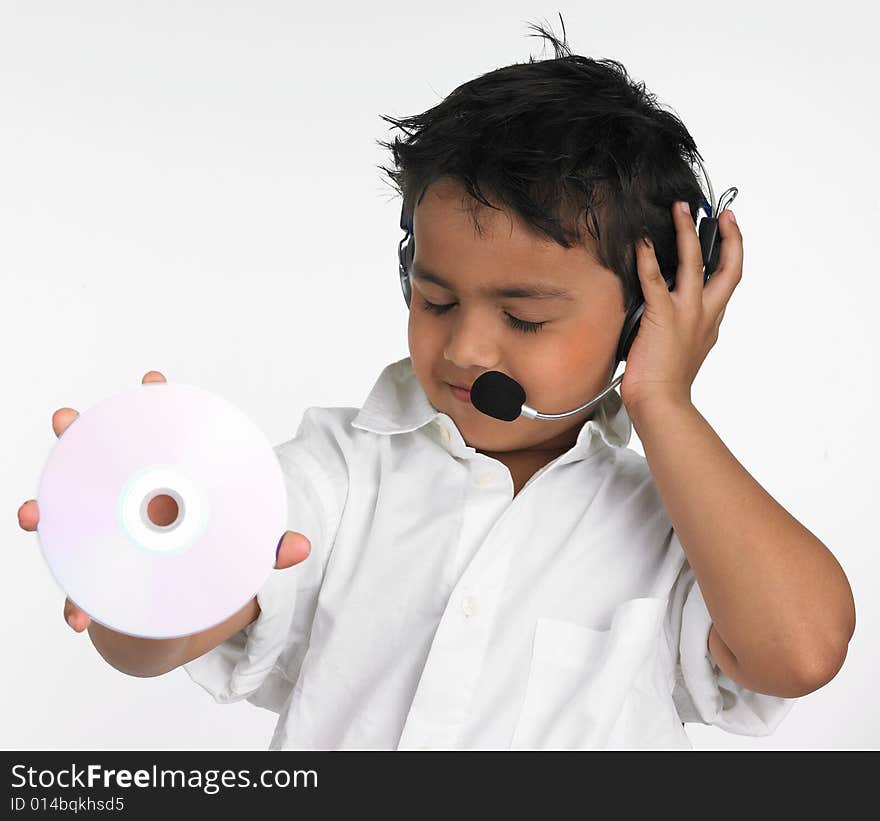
top-left (377, 17), bottom-right (707, 456)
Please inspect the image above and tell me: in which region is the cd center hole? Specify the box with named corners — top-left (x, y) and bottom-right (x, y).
top-left (147, 494), bottom-right (179, 527)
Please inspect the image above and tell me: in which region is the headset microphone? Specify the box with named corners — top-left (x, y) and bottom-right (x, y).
top-left (398, 156), bottom-right (737, 423)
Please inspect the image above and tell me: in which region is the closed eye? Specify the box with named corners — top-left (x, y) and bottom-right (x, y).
top-left (420, 298), bottom-right (547, 334)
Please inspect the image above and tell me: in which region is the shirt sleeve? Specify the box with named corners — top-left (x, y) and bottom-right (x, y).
top-left (667, 548), bottom-right (799, 735)
top-left (182, 406), bottom-right (349, 714)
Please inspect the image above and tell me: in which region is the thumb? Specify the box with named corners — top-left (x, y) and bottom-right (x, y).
top-left (274, 531), bottom-right (311, 570)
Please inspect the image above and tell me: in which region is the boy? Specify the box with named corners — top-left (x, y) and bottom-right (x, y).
top-left (19, 20), bottom-right (854, 749)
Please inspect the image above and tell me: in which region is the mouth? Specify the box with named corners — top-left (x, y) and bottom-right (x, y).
top-left (447, 383), bottom-right (472, 403)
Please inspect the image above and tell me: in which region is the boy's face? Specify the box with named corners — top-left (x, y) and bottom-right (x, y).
top-left (408, 177), bottom-right (627, 456)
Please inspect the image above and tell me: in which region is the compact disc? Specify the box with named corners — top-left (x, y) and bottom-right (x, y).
top-left (36, 381), bottom-right (288, 639)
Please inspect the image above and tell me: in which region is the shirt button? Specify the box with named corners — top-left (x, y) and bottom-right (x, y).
top-left (462, 594), bottom-right (478, 618)
top-left (476, 472), bottom-right (495, 487)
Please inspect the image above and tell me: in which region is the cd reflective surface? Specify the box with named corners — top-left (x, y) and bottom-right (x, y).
top-left (36, 381), bottom-right (288, 638)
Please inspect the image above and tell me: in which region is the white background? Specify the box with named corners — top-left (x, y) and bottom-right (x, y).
top-left (2, 1), bottom-right (877, 750)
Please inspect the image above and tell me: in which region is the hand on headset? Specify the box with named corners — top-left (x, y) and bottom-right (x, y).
top-left (619, 201), bottom-right (742, 421)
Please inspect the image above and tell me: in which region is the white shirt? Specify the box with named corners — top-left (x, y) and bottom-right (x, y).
top-left (184, 355), bottom-right (797, 749)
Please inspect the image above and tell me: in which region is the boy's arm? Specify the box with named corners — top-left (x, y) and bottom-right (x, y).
top-left (629, 395), bottom-right (856, 699)
top-left (87, 597), bottom-right (260, 678)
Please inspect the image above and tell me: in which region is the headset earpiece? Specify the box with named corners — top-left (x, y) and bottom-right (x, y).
top-left (398, 203), bottom-right (415, 308)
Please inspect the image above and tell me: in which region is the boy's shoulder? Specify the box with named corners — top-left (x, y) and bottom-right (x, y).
top-left (598, 445), bottom-right (673, 528)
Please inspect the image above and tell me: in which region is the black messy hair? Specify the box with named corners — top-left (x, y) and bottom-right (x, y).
top-left (376, 13), bottom-right (708, 315)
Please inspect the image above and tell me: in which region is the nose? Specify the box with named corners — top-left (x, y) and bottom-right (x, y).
top-left (442, 304), bottom-right (501, 372)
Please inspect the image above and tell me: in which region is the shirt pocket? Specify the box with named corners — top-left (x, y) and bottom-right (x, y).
top-left (510, 597), bottom-right (681, 750)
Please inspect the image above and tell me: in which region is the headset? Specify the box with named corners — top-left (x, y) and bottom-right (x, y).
top-left (397, 157), bottom-right (738, 422)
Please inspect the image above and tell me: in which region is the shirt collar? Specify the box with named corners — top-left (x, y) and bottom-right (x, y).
top-left (351, 356), bottom-right (632, 461)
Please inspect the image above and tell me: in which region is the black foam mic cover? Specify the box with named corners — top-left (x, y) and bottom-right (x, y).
top-left (470, 371), bottom-right (526, 422)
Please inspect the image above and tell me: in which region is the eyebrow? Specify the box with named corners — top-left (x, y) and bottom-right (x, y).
top-left (411, 262), bottom-right (576, 301)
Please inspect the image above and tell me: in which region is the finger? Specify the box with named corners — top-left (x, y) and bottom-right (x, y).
top-left (672, 200), bottom-right (705, 304)
top-left (703, 209), bottom-right (743, 317)
top-left (142, 371), bottom-right (166, 384)
top-left (635, 236), bottom-right (672, 311)
top-left (274, 531), bottom-right (311, 570)
top-left (51, 408), bottom-right (79, 438)
top-left (18, 499), bottom-right (40, 531)
top-left (63, 598), bottom-right (91, 632)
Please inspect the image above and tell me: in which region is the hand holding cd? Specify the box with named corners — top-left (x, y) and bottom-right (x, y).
top-left (19, 370), bottom-right (310, 639)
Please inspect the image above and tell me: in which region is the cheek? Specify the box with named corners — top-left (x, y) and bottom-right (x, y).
top-left (565, 309), bottom-right (622, 363)
top-left (518, 326), bottom-right (615, 397)
top-left (567, 329), bottom-right (609, 363)
top-left (539, 326), bottom-right (608, 369)
top-left (407, 308), bottom-right (438, 374)
top-left (407, 307), bottom-right (425, 352)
